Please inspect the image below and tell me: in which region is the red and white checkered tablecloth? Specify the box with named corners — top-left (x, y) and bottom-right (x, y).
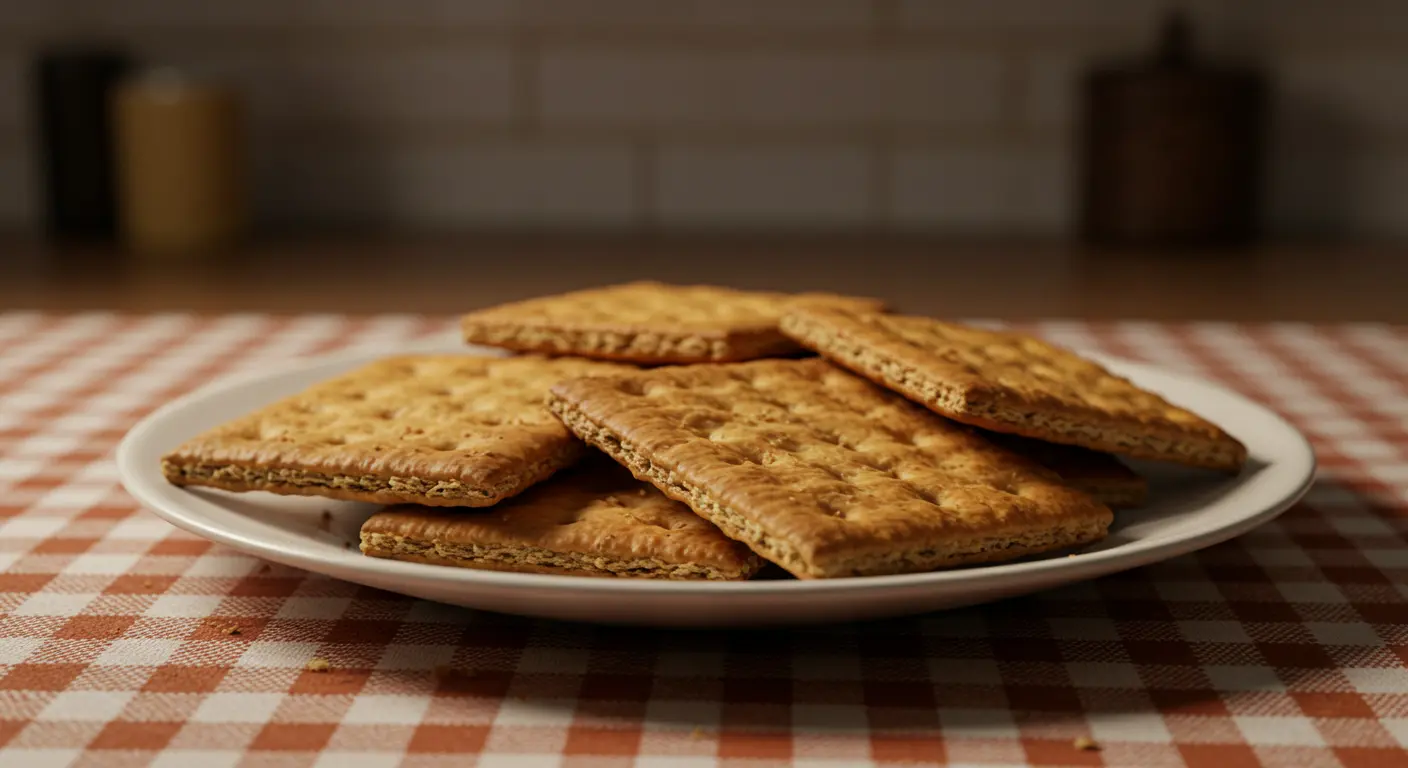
top-left (2, 312), bottom-right (1407, 768)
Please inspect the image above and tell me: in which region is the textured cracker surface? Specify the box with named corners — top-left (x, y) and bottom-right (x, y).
top-left (461, 281), bottom-right (884, 363)
top-left (360, 462), bottom-right (761, 580)
top-left (780, 307), bottom-right (1247, 472)
top-left (548, 359), bottom-right (1112, 579)
top-left (163, 355), bottom-right (630, 507)
top-left (985, 432), bottom-right (1147, 509)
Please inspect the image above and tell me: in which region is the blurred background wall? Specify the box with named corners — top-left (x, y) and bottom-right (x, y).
top-left (1, 0), bottom-right (1405, 239)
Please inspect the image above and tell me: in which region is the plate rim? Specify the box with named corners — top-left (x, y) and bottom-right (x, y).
top-left (116, 344), bottom-right (1317, 596)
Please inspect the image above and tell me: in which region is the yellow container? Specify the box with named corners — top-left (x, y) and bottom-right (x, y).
top-left (113, 70), bottom-right (245, 258)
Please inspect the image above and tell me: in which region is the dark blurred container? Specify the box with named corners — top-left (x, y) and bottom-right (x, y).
top-left (33, 46), bottom-right (132, 240)
top-left (1078, 12), bottom-right (1268, 247)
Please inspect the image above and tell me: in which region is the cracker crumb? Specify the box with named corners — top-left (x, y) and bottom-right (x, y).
top-left (142, 580), bottom-right (153, 588)
top-left (305, 658), bottom-right (332, 673)
top-left (1073, 736), bottom-right (1100, 751)
top-left (690, 727), bottom-right (706, 740)
top-left (222, 625), bottom-right (242, 636)
top-left (636, 489), bottom-right (648, 496)
top-left (603, 495), bottom-right (622, 505)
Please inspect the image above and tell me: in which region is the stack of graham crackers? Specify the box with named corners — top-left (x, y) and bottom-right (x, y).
top-left (162, 282), bottom-right (1246, 581)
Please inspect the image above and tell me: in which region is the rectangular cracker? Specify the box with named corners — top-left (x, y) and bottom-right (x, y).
top-left (461, 280), bottom-right (884, 364)
top-left (780, 307), bottom-right (1247, 472)
top-left (547, 359), bottom-right (1112, 579)
top-left (982, 432), bottom-right (1147, 509)
top-left (360, 461), bottom-right (762, 580)
top-left (162, 355), bottom-right (630, 507)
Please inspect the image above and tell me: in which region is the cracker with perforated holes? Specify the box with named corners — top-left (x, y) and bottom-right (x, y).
top-left (983, 432), bottom-right (1147, 509)
top-left (161, 355), bottom-right (631, 507)
top-left (360, 460), bottom-right (762, 580)
top-left (547, 358), bottom-right (1112, 579)
top-left (460, 281), bottom-right (885, 364)
top-left (780, 306), bottom-right (1247, 472)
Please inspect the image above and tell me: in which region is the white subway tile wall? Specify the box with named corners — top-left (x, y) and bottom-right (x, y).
top-left (655, 145), bottom-right (872, 227)
top-left (896, 0), bottom-right (1172, 29)
top-left (0, 141), bottom-right (35, 227)
top-left (1276, 54), bottom-right (1408, 135)
top-left (890, 147), bottom-right (1017, 231)
top-left (0, 50), bottom-right (24, 130)
top-left (255, 143), bottom-right (636, 227)
top-left (2, 0), bottom-right (1405, 235)
top-left (517, 0), bottom-right (873, 28)
top-left (539, 50), bottom-right (1004, 128)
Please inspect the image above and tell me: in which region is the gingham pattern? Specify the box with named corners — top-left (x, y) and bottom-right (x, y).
top-left (2, 313), bottom-right (1407, 768)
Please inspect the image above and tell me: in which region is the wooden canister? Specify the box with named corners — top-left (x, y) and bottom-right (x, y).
top-left (112, 70), bottom-right (245, 258)
top-left (1078, 13), bottom-right (1268, 247)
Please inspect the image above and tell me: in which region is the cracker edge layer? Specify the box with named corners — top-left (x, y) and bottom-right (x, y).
top-left (360, 531), bottom-right (759, 580)
top-left (161, 443), bottom-right (582, 508)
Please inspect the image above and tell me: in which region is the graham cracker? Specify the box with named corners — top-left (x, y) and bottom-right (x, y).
top-left (780, 306), bottom-right (1247, 472)
top-left (162, 355), bottom-right (630, 507)
top-left (983, 432), bottom-right (1147, 509)
top-left (360, 461), bottom-right (762, 580)
top-left (460, 280), bottom-right (885, 364)
top-left (547, 359), bottom-right (1112, 579)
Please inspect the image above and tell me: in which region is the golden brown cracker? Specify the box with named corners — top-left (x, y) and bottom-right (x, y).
top-left (982, 432), bottom-right (1147, 509)
top-left (780, 307), bottom-right (1246, 471)
top-left (162, 355), bottom-right (630, 507)
top-left (461, 281), bottom-right (884, 364)
top-left (548, 359), bottom-right (1112, 579)
top-left (360, 461), bottom-right (762, 580)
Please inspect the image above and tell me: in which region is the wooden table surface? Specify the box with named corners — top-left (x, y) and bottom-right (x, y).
top-left (3, 235), bottom-right (1405, 321)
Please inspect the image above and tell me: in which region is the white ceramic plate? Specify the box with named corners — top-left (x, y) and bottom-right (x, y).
top-left (117, 343), bottom-right (1315, 627)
